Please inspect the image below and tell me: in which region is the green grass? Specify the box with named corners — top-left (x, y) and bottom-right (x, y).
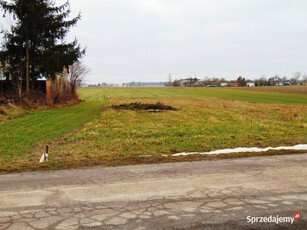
top-left (1, 87), bottom-right (306, 173)
top-left (78, 87), bottom-right (307, 105)
top-left (0, 101), bottom-right (105, 160)
top-left (42, 97), bottom-right (307, 159)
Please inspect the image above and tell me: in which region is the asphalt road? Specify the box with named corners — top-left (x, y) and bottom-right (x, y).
top-left (0, 154), bottom-right (306, 229)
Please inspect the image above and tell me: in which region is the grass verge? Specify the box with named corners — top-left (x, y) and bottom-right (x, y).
top-left (1, 149), bottom-right (306, 174)
top-left (0, 101), bottom-right (105, 161)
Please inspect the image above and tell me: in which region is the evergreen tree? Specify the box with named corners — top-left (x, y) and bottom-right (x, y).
top-left (0, 0), bottom-right (84, 94)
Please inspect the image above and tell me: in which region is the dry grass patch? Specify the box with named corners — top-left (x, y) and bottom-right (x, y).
top-left (0, 103), bottom-right (29, 122)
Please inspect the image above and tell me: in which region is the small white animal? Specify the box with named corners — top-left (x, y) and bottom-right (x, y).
top-left (39, 145), bottom-right (49, 163)
top-left (39, 153), bottom-right (48, 163)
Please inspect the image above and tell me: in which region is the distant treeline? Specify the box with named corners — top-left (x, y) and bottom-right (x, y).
top-left (88, 82), bottom-right (166, 87)
top-left (84, 72), bottom-right (307, 88)
top-left (166, 72), bottom-right (307, 87)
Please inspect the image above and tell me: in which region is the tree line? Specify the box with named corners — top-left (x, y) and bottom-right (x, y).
top-left (0, 0), bottom-right (85, 103)
top-left (166, 72), bottom-right (307, 87)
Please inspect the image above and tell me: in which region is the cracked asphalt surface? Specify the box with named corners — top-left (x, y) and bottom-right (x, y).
top-left (0, 154), bottom-right (306, 229)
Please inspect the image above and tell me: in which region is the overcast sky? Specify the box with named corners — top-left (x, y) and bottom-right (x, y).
top-left (9, 0), bottom-right (307, 83)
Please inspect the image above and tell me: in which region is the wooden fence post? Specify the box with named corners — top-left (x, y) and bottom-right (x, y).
top-left (46, 78), bottom-right (52, 105)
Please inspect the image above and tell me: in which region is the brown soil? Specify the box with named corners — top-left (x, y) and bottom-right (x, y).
top-left (112, 102), bottom-right (178, 112)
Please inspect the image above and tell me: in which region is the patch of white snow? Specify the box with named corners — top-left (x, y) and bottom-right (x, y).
top-left (172, 144), bottom-right (307, 157)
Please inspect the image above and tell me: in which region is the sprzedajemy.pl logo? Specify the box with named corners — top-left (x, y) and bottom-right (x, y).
top-left (247, 212), bottom-right (301, 225)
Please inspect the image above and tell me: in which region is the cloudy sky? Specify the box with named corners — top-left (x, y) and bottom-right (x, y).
top-left (30, 1), bottom-right (307, 83)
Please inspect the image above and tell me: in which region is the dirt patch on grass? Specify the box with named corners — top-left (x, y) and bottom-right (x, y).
top-left (111, 102), bottom-right (178, 112)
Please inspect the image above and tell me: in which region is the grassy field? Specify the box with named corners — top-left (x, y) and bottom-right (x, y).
top-left (0, 87), bottom-right (306, 173)
top-left (235, 85), bottom-right (307, 94)
top-left (78, 87), bottom-right (307, 105)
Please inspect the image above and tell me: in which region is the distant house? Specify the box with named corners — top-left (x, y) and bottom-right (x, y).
top-left (220, 83), bottom-right (227, 87)
top-left (284, 80), bottom-right (291, 86)
top-left (246, 80), bottom-right (255, 87)
top-left (179, 78), bottom-right (200, 87)
top-left (274, 79), bottom-right (283, 86)
top-left (228, 83), bottom-right (241, 87)
top-left (196, 82), bottom-right (205, 87)
top-left (178, 79), bottom-right (188, 85)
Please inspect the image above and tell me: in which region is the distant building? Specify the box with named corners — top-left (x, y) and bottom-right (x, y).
top-left (220, 83), bottom-right (227, 87)
top-left (246, 80), bottom-right (255, 87)
top-left (179, 78), bottom-right (200, 87)
top-left (228, 83), bottom-right (241, 87)
top-left (274, 79), bottom-right (283, 86)
top-left (284, 81), bottom-right (291, 86)
top-left (196, 82), bottom-right (205, 87)
top-left (123, 82), bottom-right (165, 87)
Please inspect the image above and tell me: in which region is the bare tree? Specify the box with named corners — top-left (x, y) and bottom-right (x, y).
top-left (165, 73), bottom-right (172, 87)
top-left (68, 61), bottom-right (89, 93)
top-left (302, 73), bottom-right (307, 85)
top-left (292, 72), bottom-right (302, 85)
top-left (294, 71), bottom-right (302, 80)
top-left (268, 77), bottom-right (274, 86)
